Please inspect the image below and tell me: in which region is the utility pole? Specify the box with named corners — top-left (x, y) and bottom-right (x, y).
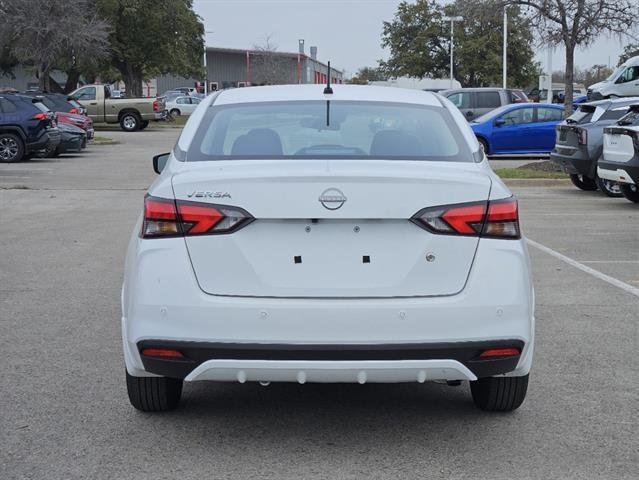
top-left (502, 9), bottom-right (507, 88)
top-left (203, 30), bottom-right (214, 95)
top-left (443, 16), bottom-right (463, 89)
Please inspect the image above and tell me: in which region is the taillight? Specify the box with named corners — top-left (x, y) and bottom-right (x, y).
top-left (69, 107), bottom-right (78, 114)
top-left (576, 127), bottom-right (587, 145)
top-left (32, 112), bottom-right (47, 120)
top-left (153, 99), bottom-right (158, 112)
top-left (411, 197), bottom-right (520, 239)
top-left (479, 348), bottom-right (520, 358)
top-left (141, 196), bottom-right (254, 238)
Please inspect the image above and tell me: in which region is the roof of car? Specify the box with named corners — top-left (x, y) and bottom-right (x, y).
top-left (440, 87), bottom-right (509, 94)
top-left (212, 84), bottom-right (442, 107)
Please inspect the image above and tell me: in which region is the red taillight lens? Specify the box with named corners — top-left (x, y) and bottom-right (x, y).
top-left (32, 112), bottom-right (47, 120)
top-left (411, 197), bottom-right (520, 239)
top-left (142, 196), bottom-right (254, 238)
top-left (577, 127), bottom-right (588, 145)
top-left (141, 348), bottom-right (184, 358)
top-left (153, 99), bottom-right (158, 112)
top-left (479, 348), bottom-right (521, 358)
top-left (69, 107), bottom-right (78, 114)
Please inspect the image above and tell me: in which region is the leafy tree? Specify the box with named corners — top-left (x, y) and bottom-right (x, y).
top-left (0, 0), bottom-right (109, 91)
top-left (618, 43), bottom-right (639, 66)
top-left (380, 0), bottom-right (539, 88)
top-left (511, 0), bottom-right (638, 115)
top-left (349, 67), bottom-right (387, 84)
top-left (97, 0), bottom-right (204, 97)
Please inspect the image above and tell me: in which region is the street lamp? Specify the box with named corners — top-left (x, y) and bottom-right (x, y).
top-left (503, 9), bottom-right (508, 88)
top-left (442, 16), bottom-right (462, 89)
top-left (203, 29), bottom-right (214, 95)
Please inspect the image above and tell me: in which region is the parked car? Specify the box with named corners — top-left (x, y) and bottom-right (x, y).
top-left (439, 87), bottom-right (529, 121)
top-left (122, 85), bottom-right (534, 413)
top-left (71, 84), bottom-right (166, 132)
top-left (48, 122), bottom-right (87, 157)
top-left (166, 96), bottom-right (201, 116)
top-left (0, 94), bottom-right (60, 162)
top-left (587, 56), bottom-right (639, 100)
top-left (550, 98), bottom-right (639, 196)
top-left (23, 92), bottom-right (94, 141)
top-left (598, 105), bottom-right (639, 203)
top-left (470, 103), bottom-right (564, 154)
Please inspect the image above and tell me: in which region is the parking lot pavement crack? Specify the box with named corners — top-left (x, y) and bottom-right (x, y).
top-left (527, 239), bottom-right (639, 299)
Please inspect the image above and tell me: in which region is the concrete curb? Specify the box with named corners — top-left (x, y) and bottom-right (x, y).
top-left (501, 178), bottom-right (572, 187)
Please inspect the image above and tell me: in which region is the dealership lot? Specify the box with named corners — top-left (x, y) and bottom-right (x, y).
top-left (1, 131), bottom-right (637, 479)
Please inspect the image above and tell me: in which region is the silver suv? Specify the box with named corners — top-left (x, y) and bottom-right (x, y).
top-left (440, 87), bottom-right (529, 121)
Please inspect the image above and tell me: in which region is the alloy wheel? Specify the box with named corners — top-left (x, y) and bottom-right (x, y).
top-left (0, 137), bottom-right (19, 161)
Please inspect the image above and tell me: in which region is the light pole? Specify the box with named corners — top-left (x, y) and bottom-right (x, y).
top-left (502, 9), bottom-right (507, 88)
top-left (442, 16), bottom-right (462, 89)
top-left (202, 29), bottom-right (214, 95)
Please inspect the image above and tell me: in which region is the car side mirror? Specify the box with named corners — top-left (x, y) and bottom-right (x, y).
top-left (494, 118), bottom-right (506, 127)
top-left (153, 153), bottom-right (170, 174)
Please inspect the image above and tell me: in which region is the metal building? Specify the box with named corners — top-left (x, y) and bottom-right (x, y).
top-left (157, 43), bottom-right (343, 93)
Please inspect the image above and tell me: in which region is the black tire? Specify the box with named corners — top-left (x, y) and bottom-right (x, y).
top-left (170, 108), bottom-right (181, 117)
top-left (470, 374), bottom-right (529, 412)
top-left (0, 133), bottom-right (25, 163)
top-left (569, 174), bottom-right (598, 191)
top-left (595, 176), bottom-right (623, 197)
top-left (126, 370), bottom-right (183, 412)
top-left (620, 184), bottom-right (639, 203)
top-left (120, 112), bottom-right (141, 132)
top-left (140, 120), bottom-right (150, 130)
top-left (477, 137), bottom-right (489, 155)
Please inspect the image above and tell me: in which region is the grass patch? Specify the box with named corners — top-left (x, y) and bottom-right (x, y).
top-left (495, 168), bottom-right (567, 179)
top-left (92, 136), bottom-right (118, 145)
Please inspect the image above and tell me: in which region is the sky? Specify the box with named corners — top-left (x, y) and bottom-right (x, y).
top-left (193, 0), bottom-right (634, 78)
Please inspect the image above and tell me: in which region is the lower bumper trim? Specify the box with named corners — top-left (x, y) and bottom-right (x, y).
top-left (138, 339), bottom-right (524, 381)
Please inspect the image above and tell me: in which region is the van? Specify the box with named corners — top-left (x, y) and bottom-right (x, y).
top-left (439, 87), bottom-right (529, 121)
top-left (587, 56), bottom-right (639, 100)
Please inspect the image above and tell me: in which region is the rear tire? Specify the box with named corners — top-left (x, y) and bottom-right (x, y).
top-left (120, 112), bottom-right (141, 132)
top-left (569, 174), bottom-right (598, 191)
top-left (470, 374), bottom-right (529, 412)
top-left (170, 108), bottom-right (181, 117)
top-left (126, 371), bottom-right (183, 412)
top-left (0, 133), bottom-right (24, 163)
top-left (595, 176), bottom-right (623, 197)
top-left (477, 137), bottom-right (489, 155)
top-left (620, 184), bottom-right (639, 203)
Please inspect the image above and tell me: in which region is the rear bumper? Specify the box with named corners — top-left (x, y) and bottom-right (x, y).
top-left (598, 160), bottom-right (639, 184)
top-left (26, 128), bottom-right (60, 153)
top-left (550, 148), bottom-right (596, 177)
top-left (137, 339), bottom-right (524, 381)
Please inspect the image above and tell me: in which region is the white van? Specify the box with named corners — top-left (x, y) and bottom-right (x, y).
top-left (587, 56), bottom-right (639, 100)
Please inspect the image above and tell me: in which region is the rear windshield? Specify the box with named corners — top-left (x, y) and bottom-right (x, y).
top-left (617, 108), bottom-right (639, 126)
top-left (599, 107), bottom-right (631, 122)
top-left (187, 101), bottom-right (472, 162)
top-left (566, 105), bottom-right (596, 124)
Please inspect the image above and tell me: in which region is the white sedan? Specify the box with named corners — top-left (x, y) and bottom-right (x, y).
top-left (166, 95), bottom-right (201, 116)
top-left (122, 85), bottom-right (535, 412)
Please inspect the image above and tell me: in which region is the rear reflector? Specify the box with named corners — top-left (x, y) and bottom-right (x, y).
top-left (32, 112), bottom-right (47, 120)
top-left (411, 197), bottom-right (520, 239)
top-left (141, 348), bottom-right (184, 358)
top-left (141, 195), bottom-right (254, 238)
top-left (479, 348), bottom-right (521, 358)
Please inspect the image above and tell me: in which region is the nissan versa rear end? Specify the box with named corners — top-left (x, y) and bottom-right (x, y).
top-left (122, 85), bottom-right (534, 413)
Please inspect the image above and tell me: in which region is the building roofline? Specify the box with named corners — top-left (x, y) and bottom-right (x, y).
top-left (206, 46), bottom-right (342, 74)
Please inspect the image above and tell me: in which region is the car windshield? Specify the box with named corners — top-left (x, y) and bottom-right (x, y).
top-left (566, 105), bottom-right (596, 124)
top-left (617, 107), bottom-right (639, 126)
top-left (188, 101), bottom-right (472, 162)
top-left (605, 65), bottom-right (625, 82)
top-left (471, 104), bottom-right (513, 123)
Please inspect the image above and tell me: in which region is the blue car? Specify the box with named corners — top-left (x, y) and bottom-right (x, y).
top-left (470, 103), bottom-right (564, 155)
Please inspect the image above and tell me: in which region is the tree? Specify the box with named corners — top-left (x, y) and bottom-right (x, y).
top-left (380, 0), bottom-right (539, 88)
top-left (97, 0), bottom-right (204, 97)
top-left (511, 0), bottom-right (639, 115)
top-left (349, 67), bottom-right (387, 84)
top-left (251, 36), bottom-right (287, 85)
top-left (0, 0), bottom-right (109, 91)
top-left (618, 43), bottom-right (639, 66)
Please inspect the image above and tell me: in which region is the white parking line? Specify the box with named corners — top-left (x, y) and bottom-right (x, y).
top-left (527, 239), bottom-right (639, 299)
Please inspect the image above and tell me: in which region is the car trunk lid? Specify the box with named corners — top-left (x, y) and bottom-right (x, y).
top-left (171, 160), bottom-right (492, 298)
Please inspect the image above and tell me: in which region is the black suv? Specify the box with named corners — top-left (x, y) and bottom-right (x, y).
top-left (0, 94), bottom-right (60, 162)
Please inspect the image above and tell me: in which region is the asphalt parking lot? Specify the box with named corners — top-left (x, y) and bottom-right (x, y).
top-left (1, 130), bottom-right (637, 479)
